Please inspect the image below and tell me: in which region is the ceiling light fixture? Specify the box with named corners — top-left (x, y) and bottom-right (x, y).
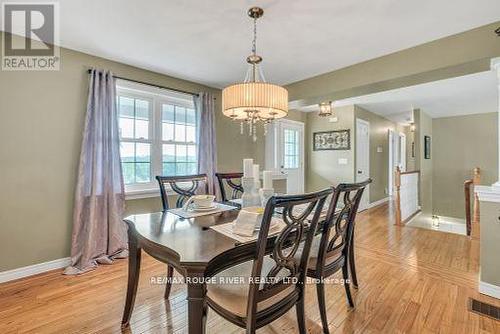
top-left (222, 7), bottom-right (288, 141)
top-left (318, 101), bottom-right (334, 117)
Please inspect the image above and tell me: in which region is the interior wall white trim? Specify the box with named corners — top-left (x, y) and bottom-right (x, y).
top-left (368, 197), bottom-right (390, 209)
top-left (475, 185), bottom-right (500, 203)
top-left (0, 257), bottom-right (71, 284)
top-left (479, 280), bottom-right (500, 299)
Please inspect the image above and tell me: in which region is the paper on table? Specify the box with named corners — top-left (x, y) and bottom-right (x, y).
top-left (232, 208), bottom-right (263, 236)
top-left (210, 218), bottom-right (286, 244)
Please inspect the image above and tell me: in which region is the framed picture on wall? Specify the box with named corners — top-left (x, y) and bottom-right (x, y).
top-left (424, 135), bottom-right (431, 159)
top-left (313, 129), bottom-right (350, 151)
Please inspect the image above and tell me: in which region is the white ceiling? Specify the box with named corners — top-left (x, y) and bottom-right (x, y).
top-left (300, 71), bottom-right (498, 123)
top-left (47, 0), bottom-right (500, 88)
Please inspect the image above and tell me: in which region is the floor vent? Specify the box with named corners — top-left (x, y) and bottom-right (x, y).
top-left (469, 298), bottom-right (500, 321)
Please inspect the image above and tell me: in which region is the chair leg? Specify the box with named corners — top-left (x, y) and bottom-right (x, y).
top-left (342, 264), bottom-right (354, 308)
top-left (164, 265), bottom-right (174, 299)
top-left (316, 279), bottom-right (330, 334)
top-left (295, 297), bottom-right (307, 334)
top-left (349, 239), bottom-right (358, 289)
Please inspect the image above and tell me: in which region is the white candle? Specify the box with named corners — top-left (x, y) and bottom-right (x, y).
top-left (253, 164), bottom-right (261, 189)
top-left (243, 159), bottom-right (254, 178)
top-left (253, 164), bottom-right (260, 179)
top-left (263, 171), bottom-right (273, 189)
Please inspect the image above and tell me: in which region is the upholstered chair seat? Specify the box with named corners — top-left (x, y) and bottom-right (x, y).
top-left (206, 256), bottom-right (295, 318)
top-left (294, 236), bottom-right (344, 270)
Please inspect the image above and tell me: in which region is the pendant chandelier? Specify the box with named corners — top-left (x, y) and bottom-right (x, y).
top-left (222, 7), bottom-right (288, 142)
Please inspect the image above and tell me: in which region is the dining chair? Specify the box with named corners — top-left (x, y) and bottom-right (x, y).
top-left (215, 172), bottom-right (243, 202)
top-left (205, 188), bottom-right (333, 334)
top-left (155, 173), bottom-right (209, 299)
top-left (306, 179), bottom-right (371, 334)
top-left (156, 174), bottom-right (209, 211)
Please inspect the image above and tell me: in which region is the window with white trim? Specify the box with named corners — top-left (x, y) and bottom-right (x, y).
top-left (117, 80), bottom-right (198, 194)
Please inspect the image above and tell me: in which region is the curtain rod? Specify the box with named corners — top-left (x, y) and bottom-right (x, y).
top-left (87, 69), bottom-right (200, 97)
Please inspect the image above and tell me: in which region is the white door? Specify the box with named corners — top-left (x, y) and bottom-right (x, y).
top-left (265, 119), bottom-right (304, 194)
top-left (399, 133), bottom-right (407, 172)
top-left (356, 119), bottom-right (370, 210)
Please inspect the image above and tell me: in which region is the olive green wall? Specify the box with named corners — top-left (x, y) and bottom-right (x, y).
top-left (414, 109), bottom-right (433, 215)
top-left (0, 33), bottom-right (262, 271)
top-left (479, 200), bottom-right (500, 288)
top-left (354, 106), bottom-right (403, 203)
top-left (305, 106), bottom-right (355, 192)
top-left (432, 113), bottom-right (498, 219)
top-left (404, 124), bottom-right (417, 171)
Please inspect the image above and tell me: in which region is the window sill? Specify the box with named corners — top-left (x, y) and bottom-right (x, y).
top-left (125, 188), bottom-right (160, 200)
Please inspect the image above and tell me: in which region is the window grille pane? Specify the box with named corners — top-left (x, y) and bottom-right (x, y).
top-left (187, 145), bottom-right (197, 162)
top-left (135, 163), bottom-right (151, 183)
top-left (176, 145), bottom-right (187, 162)
top-left (135, 143), bottom-right (150, 163)
top-left (162, 104), bottom-right (175, 122)
top-left (135, 119), bottom-right (149, 139)
top-left (175, 106), bottom-right (186, 125)
top-left (119, 97), bottom-right (134, 117)
top-left (175, 124), bottom-right (186, 142)
top-left (176, 163), bottom-right (187, 176)
top-left (163, 162), bottom-right (176, 176)
top-left (162, 122), bottom-right (174, 141)
top-left (186, 108), bottom-right (196, 125)
top-left (187, 163), bottom-right (198, 175)
top-left (119, 117), bottom-right (134, 138)
top-left (163, 144), bottom-right (176, 163)
top-left (122, 163), bottom-right (135, 185)
top-left (120, 142), bottom-right (135, 162)
top-left (135, 100), bottom-right (149, 119)
top-left (186, 125), bottom-right (196, 143)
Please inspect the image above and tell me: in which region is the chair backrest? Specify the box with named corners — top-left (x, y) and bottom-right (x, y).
top-left (215, 172), bottom-right (243, 202)
top-left (155, 174), bottom-right (209, 210)
top-left (315, 179), bottom-right (371, 273)
top-left (246, 188), bottom-right (333, 323)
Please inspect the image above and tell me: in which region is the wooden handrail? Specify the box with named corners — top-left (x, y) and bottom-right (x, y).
top-left (464, 167), bottom-right (481, 238)
top-left (464, 179), bottom-right (473, 236)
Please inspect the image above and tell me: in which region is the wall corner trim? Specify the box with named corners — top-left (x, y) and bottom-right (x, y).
top-left (368, 197), bottom-right (390, 209)
top-left (479, 280), bottom-right (500, 299)
top-left (0, 257), bottom-right (71, 284)
top-left (476, 185), bottom-right (500, 203)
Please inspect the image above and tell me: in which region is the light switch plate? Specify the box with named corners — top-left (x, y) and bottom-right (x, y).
top-left (338, 158), bottom-right (348, 165)
top-left (377, 146), bottom-right (383, 153)
top-left (328, 117), bottom-right (338, 123)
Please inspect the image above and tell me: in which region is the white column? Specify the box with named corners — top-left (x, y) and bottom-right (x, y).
top-left (492, 58), bottom-right (500, 189)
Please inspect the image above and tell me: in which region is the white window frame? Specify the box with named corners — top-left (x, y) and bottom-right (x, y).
top-left (116, 80), bottom-right (197, 199)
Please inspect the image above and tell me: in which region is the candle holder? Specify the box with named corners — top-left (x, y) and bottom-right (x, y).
top-left (241, 177), bottom-right (261, 207)
top-left (259, 188), bottom-right (274, 208)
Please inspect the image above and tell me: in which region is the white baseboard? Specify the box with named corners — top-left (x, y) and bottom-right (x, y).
top-left (0, 257), bottom-right (71, 284)
top-left (368, 197), bottom-right (390, 209)
top-left (479, 280), bottom-right (500, 299)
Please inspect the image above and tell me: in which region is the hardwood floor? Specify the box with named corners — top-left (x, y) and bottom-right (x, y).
top-left (1, 202), bottom-right (499, 333)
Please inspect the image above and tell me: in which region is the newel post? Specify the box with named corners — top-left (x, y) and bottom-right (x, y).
top-left (395, 166), bottom-right (402, 225)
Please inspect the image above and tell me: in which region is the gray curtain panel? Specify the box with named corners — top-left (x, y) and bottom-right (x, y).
top-left (195, 92), bottom-right (218, 195)
top-left (64, 69), bottom-right (127, 275)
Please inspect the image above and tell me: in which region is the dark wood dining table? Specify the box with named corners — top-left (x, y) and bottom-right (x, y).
top-left (121, 204), bottom-right (249, 334)
top-left (120, 202), bottom-right (342, 334)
